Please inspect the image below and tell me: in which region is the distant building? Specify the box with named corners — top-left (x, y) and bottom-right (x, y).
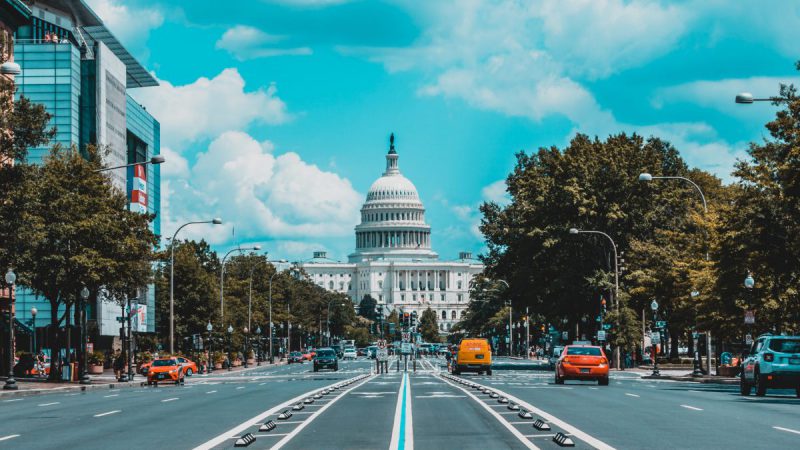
top-left (11, 0), bottom-right (161, 350)
top-left (300, 136), bottom-right (483, 334)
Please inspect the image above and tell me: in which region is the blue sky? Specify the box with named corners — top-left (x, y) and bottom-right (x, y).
top-left (87, 0), bottom-right (800, 262)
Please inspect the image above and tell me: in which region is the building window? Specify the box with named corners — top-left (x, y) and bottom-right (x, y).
top-left (457, 281), bottom-right (462, 290)
top-left (379, 294), bottom-right (383, 302)
top-left (441, 294), bottom-right (445, 302)
top-left (441, 311), bottom-right (446, 320)
top-left (399, 281), bottom-right (405, 291)
top-left (339, 282), bottom-right (345, 291)
top-left (439, 324), bottom-right (443, 331)
top-left (451, 310), bottom-right (456, 320)
top-left (378, 280), bottom-right (383, 289)
top-left (461, 310), bottom-right (466, 318)
top-left (447, 323), bottom-right (451, 331)
top-left (329, 281), bottom-right (334, 289)
top-left (401, 294), bottom-right (405, 301)
top-left (457, 294), bottom-right (463, 302)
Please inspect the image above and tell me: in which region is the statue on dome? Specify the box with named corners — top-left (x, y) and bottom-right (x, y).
top-left (389, 133), bottom-right (396, 154)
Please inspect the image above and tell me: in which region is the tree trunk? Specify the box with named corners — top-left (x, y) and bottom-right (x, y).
top-left (669, 328), bottom-right (679, 359)
top-left (47, 299), bottom-right (62, 382)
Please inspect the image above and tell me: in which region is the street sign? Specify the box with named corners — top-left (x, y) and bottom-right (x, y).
top-left (650, 331), bottom-right (661, 342)
top-left (597, 330), bottom-right (606, 341)
top-left (744, 311), bottom-right (755, 324)
top-left (401, 342), bottom-right (412, 354)
top-left (602, 324), bottom-right (612, 330)
top-left (656, 321), bottom-right (667, 329)
top-left (561, 331), bottom-right (569, 340)
top-left (745, 334), bottom-right (753, 345)
top-left (402, 332), bottom-right (410, 342)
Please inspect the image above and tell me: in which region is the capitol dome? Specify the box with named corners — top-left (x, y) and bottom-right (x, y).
top-left (349, 134), bottom-right (438, 262)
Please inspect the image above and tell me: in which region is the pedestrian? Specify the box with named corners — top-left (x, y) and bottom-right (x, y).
top-left (113, 349), bottom-right (124, 380)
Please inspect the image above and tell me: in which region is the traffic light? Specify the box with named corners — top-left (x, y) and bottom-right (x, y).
top-left (403, 312), bottom-right (410, 327)
top-left (411, 311), bottom-right (418, 327)
top-left (540, 324), bottom-right (545, 332)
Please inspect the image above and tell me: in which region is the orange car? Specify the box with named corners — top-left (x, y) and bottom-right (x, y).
top-left (139, 361), bottom-right (152, 375)
top-left (555, 345), bottom-right (609, 386)
top-left (147, 358), bottom-right (186, 386)
top-left (175, 356), bottom-right (198, 376)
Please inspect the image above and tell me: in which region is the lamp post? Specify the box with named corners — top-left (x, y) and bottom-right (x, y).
top-left (220, 245), bottom-right (261, 327)
top-left (30, 307), bottom-right (37, 354)
top-left (569, 228), bottom-right (621, 369)
top-left (326, 300), bottom-right (346, 346)
top-left (243, 327), bottom-right (249, 369)
top-left (227, 324), bottom-right (233, 371)
top-left (94, 155), bottom-right (165, 173)
top-left (651, 300), bottom-right (660, 377)
top-left (79, 287), bottom-right (91, 384)
top-left (734, 92), bottom-right (785, 104)
top-left (256, 326), bottom-right (262, 366)
top-left (4, 269), bottom-right (17, 390)
top-left (170, 218), bottom-right (222, 353)
top-left (206, 321), bottom-right (213, 374)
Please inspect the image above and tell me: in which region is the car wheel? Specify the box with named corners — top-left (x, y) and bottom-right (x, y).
top-left (486, 368), bottom-right (492, 376)
top-left (754, 370), bottom-right (767, 397)
top-left (185, 368), bottom-right (193, 377)
top-left (739, 372), bottom-right (752, 396)
top-left (796, 386), bottom-right (800, 398)
top-left (599, 377), bottom-right (609, 386)
top-left (555, 372), bottom-right (564, 385)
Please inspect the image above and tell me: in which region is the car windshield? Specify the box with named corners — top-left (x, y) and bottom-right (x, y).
top-left (345, 348), bottom-right (355, 352)
top-left (317, 350), bottom-right (335, 357)
top-left (566, 347), bottom-right (602, 356)
top-left (152, 359), bottom-right (177, 367)
top-left (768, 338), bottom-right (800, 353)
top-left (290, 352), bottom-right (302, 357)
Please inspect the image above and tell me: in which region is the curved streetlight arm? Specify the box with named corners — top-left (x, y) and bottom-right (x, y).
top-left (648, 176), bottom-right (707, 213)
top-left (572, 230), bottom-right (619, 308)
top-left (94, 156), bottom-right (165, 173)
top-left (220, 246), bottom-right (261, 323)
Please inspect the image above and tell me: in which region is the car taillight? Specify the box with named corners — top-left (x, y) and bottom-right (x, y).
top-left (562, 357), bottom-right (571, 364)
top-left (763, 353), bottom-right (774, 362)
top-left (600, 358), bottom-right (608, 365)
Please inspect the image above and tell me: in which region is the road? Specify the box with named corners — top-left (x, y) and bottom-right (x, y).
top-left (1, 356), bottom-right (799, 449)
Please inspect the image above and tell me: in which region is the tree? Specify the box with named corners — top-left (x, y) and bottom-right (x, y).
top-left (358, 294), bottom-right (378, 321)
top-left (418, 307), bottom-right (440, 342)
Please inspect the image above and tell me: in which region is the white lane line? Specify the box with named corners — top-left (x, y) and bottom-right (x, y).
top-left (625, 393), bottom-right (640, 398)
top-left (457, 377), bottom-right (615, 450)
top-left (271, 378), bottom-right (372, 450)
top-left (206, 390), bottom-right (217, 394)
top-left (2, 398), bottom-right (22, 402)
top-left (104, 394), bottom-right (119, 398)
top-left (236, 386), bottom-right (245, 390)
top-left (0, 435), bottom-right (20, 442)
top-left (192, 375), bottom-right (369, 450)
top-left (94, 410), bottom-right (121, 417)
top-left (774, 426), bottom-right (800, 435)
top-left (161, 397), bottom-right (179, 403)
top-left (254, 433), bottom-right (289, 437)
top-left (38, 402), bottom-right (60, 406)
top-left (680, 405), bottom-right (703, 411)
top-left (439, 376), bottom-right (538, 450)
top-left (259, 382), bottom-right (267, 385)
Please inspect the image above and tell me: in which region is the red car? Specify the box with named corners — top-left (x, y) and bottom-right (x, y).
top-left (555, 345), bottom-right (610, 385)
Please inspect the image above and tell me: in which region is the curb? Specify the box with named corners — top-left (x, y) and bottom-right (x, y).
top-left (0, 380), bottom-right (145, 399)
top-left (641, 375), bottom-right (738, 385)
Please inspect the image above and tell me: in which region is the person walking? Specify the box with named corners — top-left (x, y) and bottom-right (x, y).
top-left (113, 350), bottom-right (124, 381)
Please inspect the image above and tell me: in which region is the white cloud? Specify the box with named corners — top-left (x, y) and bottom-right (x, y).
top-left (159, 147), bottom-right (189, 179)
top-left (163, 131), bottom-right (362, 246)
top-left (130, 68), bottom-right (289, 148)
top-left (216, 25), bottom-right (312, 60)
top-left (85, 0), bottom-right (163, 59)
top-left (481, 179), bottom-right (510, 206)
top-left (265, 0), bottom-right (352, 6)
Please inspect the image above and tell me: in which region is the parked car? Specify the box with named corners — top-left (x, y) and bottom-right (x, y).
top-left (175, 356), bottom-right (197, 376)
top-left (741, 334), bottom-right (800, 397)
top-left (452, 338), bottom-right (492, 375)
top-left (313, 348), bottom-right (339, 372)
top-left (555, 345), bottom-right (609, 385)
top-left (289, 351), bottom-right (305, 364)
top-left (147, 358), bottom-right (186, 386)
top-left (357, 348), bottom-right (367, 356)
top-left (343, 347), bottom-right (357, 359)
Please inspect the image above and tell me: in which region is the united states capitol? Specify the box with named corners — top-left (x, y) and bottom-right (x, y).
top-left (299, 135), bottom-right (483, 333)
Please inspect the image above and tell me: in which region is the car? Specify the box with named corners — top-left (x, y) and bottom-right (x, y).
top-left (453, 338), bottom-right (492, 375)
top-left (147, 358), bottom-right (186, 386)
top-left (555, 345), bottom-right (609, 385)
top-left (366, 346), bottom-right (378, 359)
top-left (357, 348), bottom-right (367, 356)
top-left (313, 348), bottom-right (338, 372)
top-left (175, 356), bottom-right (197, 376)
top-left (548, 346), bottom-right (565, 369)
top-left (343, 347), bottom-right (357, 359)
top-left (289, 351), bottom-right (305, 364)
top-left (139, 361), bottom-right (152, 375)
top-left (741, 334), bottom-right (800, 397)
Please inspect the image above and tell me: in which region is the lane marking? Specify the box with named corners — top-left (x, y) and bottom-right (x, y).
top-left (774, 426), bottom-right (800, 435)
top-left (206, 390), bottom-right (217, 394)
top-left (94, 410), bottom-right (121, 417)
top-left (38, 402), bottom-right (60, 406)
top-left (0, 435), bottom-right (20, 442)
top-left (390, 372), bottom-right (414, 450)
top-left (680, 405), bottom-right (703, 411)
top-left (2, 399), bottom-right (22, 402)
top-left (236, 386), bottom-right (245, 390)
top-left (439, 376), bottom-right (538, 450)
top-left (104, 394), bottom-right (119, 398)
top-left (161, 398), bottom-right (179, 403)
top-left (454, 376), bottom-right (615, 450)
top-left (193, 375), bottom-right (369, 450)
top-left (625, 393), bottom-right (640, 398)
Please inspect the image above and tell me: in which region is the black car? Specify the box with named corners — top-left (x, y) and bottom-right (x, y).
top-left (313, 348), bottom-right (338, 372)
top-left (288, 351), bottom-right (304, 364)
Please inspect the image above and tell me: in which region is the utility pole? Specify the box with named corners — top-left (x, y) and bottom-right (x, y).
top-left (525, 307), bottom-right (530, 359)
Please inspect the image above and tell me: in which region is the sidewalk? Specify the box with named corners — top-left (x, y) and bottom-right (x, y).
top-left (0, 360), bottom-right (288, 398)
top-left (626, 367), bottom-right (739, 385)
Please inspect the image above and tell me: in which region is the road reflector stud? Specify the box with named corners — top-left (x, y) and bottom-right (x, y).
top-left (490, 392), bottom-right (500, 398)
top-left (304, 398), bottom-right (315, 404)
top-left (533, 419), bottom-right (552, 431)
top-left (498, 397), bottom-right (509, 404)
top-left (277, 410), bottom-right (293, 420)
top-left (482, 388), bottom-right (490, 394)
top-left (313, 393), bottom-right (323, 399)
top-left (259, 421), bottom-right (277, 432)
top-left (292, 403), bottom-right (304, 410)
top-left (507, 402), bottom-right (519, 410)
top-left (553, 432), bottom-right (575, 447)
top-left (234, 433), bottom-right (256, 447)
top-left (518, 410), bottom-right (533, 419)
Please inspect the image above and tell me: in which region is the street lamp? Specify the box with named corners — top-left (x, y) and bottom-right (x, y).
top-left (267, 258), bottom-right (288, 364)
top-left (734, 92), bottom-right (786, 104)
top-left (326, 300), bottom-right (346, 346)
top-left (744, 273), bottom-right (755, 289)
top-left (220, 245), bottom-right (261, 326)
top-left (30, 307), bottom-right (37, 354)
top-left (94, 154), bottom-right (166, 173)
top-left (569, 227), bottom-right (621, 369)
top-left (206, 321), bottom-right (213, 374)
top-left (243, 326), bottom-right (249, 369)
top-left (169, 218), bottom-right (222, 353)
top-left (227, 324), bottom-right (233, 371)
top-left (651, 300), bottom-right (660, 377)
top-left (4, 269), bottom-right (17, 390)
top-left (255, 326), bottom-right (262, 365)
top-left (79, 287), bottom-right (91, 384)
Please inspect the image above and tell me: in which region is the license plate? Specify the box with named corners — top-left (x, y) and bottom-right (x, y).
top-left (158, 374), bottom-right (164, 379)
top-left (580, 368), bottom-right (590, 373)
top-left (790, 358), bottom-right (800, 365)
top-left (476, 354), bottom-right (484, 359)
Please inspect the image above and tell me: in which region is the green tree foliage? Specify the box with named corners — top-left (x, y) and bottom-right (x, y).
top-left (358, 294), bottom-right (378, 321)
top-left (418, 307), bottom-right (440, 342)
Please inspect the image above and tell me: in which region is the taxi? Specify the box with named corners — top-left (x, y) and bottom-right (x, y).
top-left (175, 356), bottom-right (197, 376)
top-left (555, 345), bottom-right (609, 385)
top-left (453, 338), bottom-right (492, 375)
top-left (147, 358), bottom-right (186, 386)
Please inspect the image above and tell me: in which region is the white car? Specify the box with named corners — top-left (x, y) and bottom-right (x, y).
top-left (343, 347), bottom-right (357, 359)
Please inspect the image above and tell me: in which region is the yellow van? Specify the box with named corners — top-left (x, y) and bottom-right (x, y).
top-left (454, 338), bottom-right (492, 375)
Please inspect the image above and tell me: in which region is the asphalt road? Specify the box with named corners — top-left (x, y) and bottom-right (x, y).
top-left (2, 355), bottom-right (800, 449)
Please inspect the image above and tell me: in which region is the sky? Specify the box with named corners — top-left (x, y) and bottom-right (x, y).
top-left (86, 0), bottom-right (800, 262)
